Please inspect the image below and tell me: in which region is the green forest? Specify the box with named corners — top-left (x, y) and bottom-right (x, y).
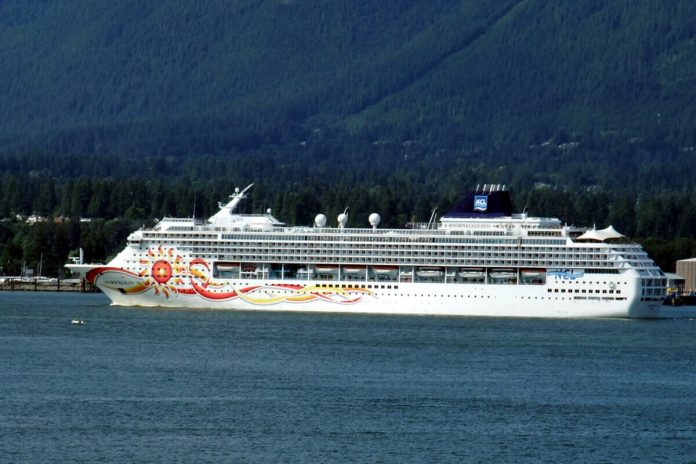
top-left (0, 0), bottom-right (695, 276)
top-left (2, 140), bottom-right (696, 276)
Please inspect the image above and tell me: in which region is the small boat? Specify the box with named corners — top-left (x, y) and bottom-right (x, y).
top-left (71, 319), bottom-right (84, 325)
top-left (458, 268), bottom-right (485, 279)
top-left (315, 265), bottom-right (338, 273)
top-left (417, 267), bottom-right (444, 278)
top-left (343, 267), bottom-right (365, 274)
top-left (215, 262), bottom-right (240, 272)
top-left (489, 269), bottom-right (516, 280)
top-left (373, 266), bottom-right (398, 275)
top-left (520, 269), bottom-right (545, 278)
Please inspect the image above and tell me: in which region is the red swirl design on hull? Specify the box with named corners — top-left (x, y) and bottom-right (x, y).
top-left (87, 252), bottom-right (372, 305)
top-left (188, 258), bottom-right (239, 300)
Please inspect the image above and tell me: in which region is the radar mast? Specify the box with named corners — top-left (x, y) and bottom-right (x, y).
top-left (226, 183), bottom-right (254, 213)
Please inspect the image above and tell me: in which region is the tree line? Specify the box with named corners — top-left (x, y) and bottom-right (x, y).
top-left (1, 140), bottom-right (695, 276)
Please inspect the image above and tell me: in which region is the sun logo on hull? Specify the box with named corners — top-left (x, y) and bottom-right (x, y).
top-left (139, 247), bottom-right (187, 297)
top-left (151, 260), bottom-right (173, 284)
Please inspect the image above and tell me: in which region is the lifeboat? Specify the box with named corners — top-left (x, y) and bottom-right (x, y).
top-left (489, 269), bottom-right (516, 280)
top-left (314, 265), bottom-right (338, 273)
top-left (458, 268), bottom-right (485, 279)
top-left (343, 266), bottom-right (366, 274)
top-left (373, 266), bottom-right (398, 275)
top-left (416, 267), bottom-right (444, 278)
top-left (215, 262), bottom-right (240, 272)
top-left (520, 269), bottom-right (545, 278)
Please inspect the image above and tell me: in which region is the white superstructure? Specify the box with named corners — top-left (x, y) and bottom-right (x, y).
top-left (67, 184), bottom-right (695, 318)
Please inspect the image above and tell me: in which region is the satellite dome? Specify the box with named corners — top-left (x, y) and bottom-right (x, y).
top-left (369, 213), bottom-right (381, 229)
top-left (314, 214), bottom-right (327, 228)
top-left (337, 213), bottom-right (348, 229)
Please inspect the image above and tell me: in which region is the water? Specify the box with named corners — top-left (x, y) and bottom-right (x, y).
top-left (2, 293), bottom-right (696, 463)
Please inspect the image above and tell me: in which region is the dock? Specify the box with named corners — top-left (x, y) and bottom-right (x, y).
top-left (0, 278), bottom-right (98, 293)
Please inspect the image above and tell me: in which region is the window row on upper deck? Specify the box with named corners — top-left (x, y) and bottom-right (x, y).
top-left (136, 236), bottom-right (619, 258)
top-left (132, 242), bottom-right (659, 269)
top-left (142, 230), bottom-right (572, 246)
top-left (139, 233), bottom-right (606, 252)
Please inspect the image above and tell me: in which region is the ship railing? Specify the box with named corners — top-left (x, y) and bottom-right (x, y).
top-left (148, 223), bottom-right (570, 238)
top-left (290, 226), bottom-right (526, 237)
top-left (160, 217), bottom-right (197, 223)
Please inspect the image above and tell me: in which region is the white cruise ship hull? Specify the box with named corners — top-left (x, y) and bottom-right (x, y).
top-left (69, 264), bottom-right (689, 318)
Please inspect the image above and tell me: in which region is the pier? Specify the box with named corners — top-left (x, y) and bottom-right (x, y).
top-left (0, 278), bottom-right (98, 293)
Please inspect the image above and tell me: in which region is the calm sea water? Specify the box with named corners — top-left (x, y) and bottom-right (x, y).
top-left (2, 292), bottom-right (696, 463)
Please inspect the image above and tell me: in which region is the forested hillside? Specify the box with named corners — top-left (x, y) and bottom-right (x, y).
top-left (0, 0), bottom-right (695, 276)
top-left (1, 0), bottom-right (695, 152)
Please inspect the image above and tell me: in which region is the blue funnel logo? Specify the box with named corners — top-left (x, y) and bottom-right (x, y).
top-left (474, 195), bottom-right (488, 211)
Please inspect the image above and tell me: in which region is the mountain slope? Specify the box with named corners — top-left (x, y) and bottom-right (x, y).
top-left (0, 0), bottom-right (694, 153)
top-left (350, 1), bottom-right (696, 146)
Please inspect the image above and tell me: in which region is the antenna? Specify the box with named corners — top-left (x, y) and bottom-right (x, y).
top-left (240, 183), bottom-right (254, 196)
top-left (227, 183), bottom-right (254, 213)
top-left (426, 207), bottom-right (438, 229)
top-left (192, 191), bottom-right (196, 220)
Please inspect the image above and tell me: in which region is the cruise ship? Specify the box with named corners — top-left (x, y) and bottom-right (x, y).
top-left (66, 184), bottom-right (696, 318)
